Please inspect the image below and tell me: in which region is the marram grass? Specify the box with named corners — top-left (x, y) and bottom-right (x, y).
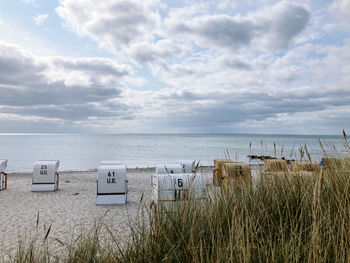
top-left (5, 160), bottom-right (350, 263)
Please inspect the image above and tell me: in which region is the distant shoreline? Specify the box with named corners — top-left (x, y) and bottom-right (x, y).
top-left (6, 165), bottom-right (218, 175)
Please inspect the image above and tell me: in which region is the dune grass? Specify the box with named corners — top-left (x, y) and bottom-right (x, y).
top-left (117, 165), bottom-right (349, 262)
top-left (7, 159), bottom-right (350, 263)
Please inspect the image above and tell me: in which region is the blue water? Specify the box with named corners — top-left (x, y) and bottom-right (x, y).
top-left (0, 133), bottom-right (347, 172)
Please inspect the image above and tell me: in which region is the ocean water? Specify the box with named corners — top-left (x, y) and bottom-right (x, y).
top-left (0, 133), bottom-right (347, 172)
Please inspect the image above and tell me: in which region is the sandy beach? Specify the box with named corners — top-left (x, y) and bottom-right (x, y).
top-left (0, 166), bottom-right (216, 257)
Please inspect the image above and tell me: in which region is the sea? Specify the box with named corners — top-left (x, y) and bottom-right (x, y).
top-left (0, 133), bottom-right (348, 172)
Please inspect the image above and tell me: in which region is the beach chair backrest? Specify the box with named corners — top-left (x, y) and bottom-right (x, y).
top-left (97, 164), bottom-right (127, 194)
top-left (33, 160), bottom-right (59, 184)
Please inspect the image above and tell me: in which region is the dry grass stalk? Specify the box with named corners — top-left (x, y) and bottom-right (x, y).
top-left (321, 157), bottom-right (342, 170)
top-left (290, 161), bottom-right (320, 172)
top-left (310, 168), bottom-right (324, 263)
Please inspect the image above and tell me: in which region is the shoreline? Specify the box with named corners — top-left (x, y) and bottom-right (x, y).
top-left (5, 165), bottom-right (217, 175)
top-left (6, 164), bottom-right (266, 175)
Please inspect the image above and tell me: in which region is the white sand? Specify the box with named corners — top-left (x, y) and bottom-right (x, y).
top-left (0, 167), bottom-right (215, 257)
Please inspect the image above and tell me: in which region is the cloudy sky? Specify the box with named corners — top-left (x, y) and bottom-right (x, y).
top-left (0, 0), bottom-right (349, 134)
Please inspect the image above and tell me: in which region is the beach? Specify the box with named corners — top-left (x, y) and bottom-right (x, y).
top-left (0, 167), bottom-right (217, 257)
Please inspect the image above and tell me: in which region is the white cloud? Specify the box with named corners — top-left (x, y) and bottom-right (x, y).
top-left (33, 14), bottom-right (49, 26)
top-left (330, 0), bottom-right (350, 16)
top-left (56, 0), bottom-right (161, 54)
top-left (57, 1), bottom-right (309, 54)
top-left (0, 0), bottom-right (349, 134)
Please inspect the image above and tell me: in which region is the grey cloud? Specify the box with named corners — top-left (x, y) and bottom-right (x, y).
top-left (0, 82), bottom-right (121, 106)
top-left (152, 87), bottom-right (350, 132)
top-left (0, 43), bottom-right (46, 85)
top-left (260, 4), bottom-right (311, 50)
top-left (164, 91), bottom-right (199, 100)
top-left (165, 2), bottom-right (310, 51)
top-left (190, 16), bottom-right (254, 49)
top-left (0, 102), bottom-right (132, 121)
top-left (0, 42), bottom-right (133, 125)
top-left (223, 59), bottom-right (252, 70)
top-left (56, 0), bottom-right (157, 50)
top-left (88, 16), bottom-right (149, 47)
top-left (129, 40), bottom-right (187, 64)
top-left (51, 57), bottom-right (131, 77)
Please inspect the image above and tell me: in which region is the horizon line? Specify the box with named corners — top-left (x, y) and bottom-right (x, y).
top-left (0, 132), bottom-right (344, 137)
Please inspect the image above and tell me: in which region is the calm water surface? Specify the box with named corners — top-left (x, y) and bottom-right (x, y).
top-left (0, 134), bottom-right (347, 172)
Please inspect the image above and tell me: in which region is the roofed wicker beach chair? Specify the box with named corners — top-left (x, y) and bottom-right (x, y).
top-left (220, 162), bottom-right (252, 193)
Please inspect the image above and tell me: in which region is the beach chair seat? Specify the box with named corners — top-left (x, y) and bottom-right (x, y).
top-left (0, 160), bottom-right (8, 191)
top-left (32, 160), bottom-right (59, 192)
top-left (152, 163), bottom-right (207, 213)
top-left (96, 162), bottom-right (127, 205)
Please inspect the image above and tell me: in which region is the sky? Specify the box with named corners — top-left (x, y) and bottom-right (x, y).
top-left (0, 0), bottom-right (349, 135)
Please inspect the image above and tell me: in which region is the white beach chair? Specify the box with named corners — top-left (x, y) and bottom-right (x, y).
top-left (151, 163), bottom-right (207, 213)
top-left (32, 160), bottom-right (59, 192)
top-left (96, 161), bottom-right (127, 205)
top-left (0, 160), bottom-right (8, 191)
top-left (177, 160), bottom-right (196, 173)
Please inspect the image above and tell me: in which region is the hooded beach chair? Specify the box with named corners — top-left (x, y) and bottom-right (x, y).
top-left (151, 163), bottom-right (207, 212)
top-left (0, 160), bottom-right (8, 191)
top-left (96, 161), bottom-right (127, 205)
top-left (32, 160), bottom-right (59, 192)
